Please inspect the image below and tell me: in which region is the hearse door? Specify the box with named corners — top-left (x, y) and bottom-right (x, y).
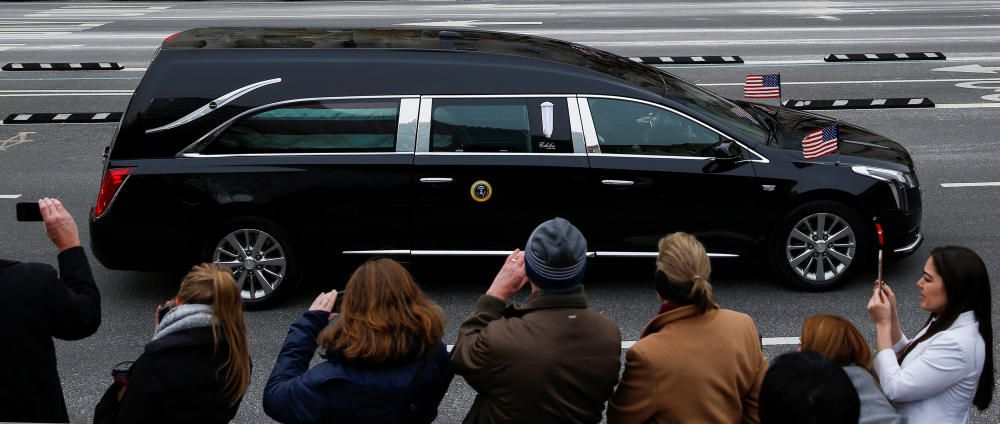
top-left (410, 96), bottom-right (591, 256)
top-left (580, 96), bottom-right (762, 258)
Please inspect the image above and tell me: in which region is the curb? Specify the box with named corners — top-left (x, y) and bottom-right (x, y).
top-left (782, 98), bottom-right (935, 110)
top-left (629, 56), bottom-right (743, 65)
top-left (2, 62), bottom-right (124, 71)
top-left (824, 52), bottom-right (945, 62)
top-left (4, 112), bottom-right (123, 124)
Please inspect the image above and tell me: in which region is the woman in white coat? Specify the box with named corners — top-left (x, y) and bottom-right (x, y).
top-left (867, 246), bottom-right (993, 423)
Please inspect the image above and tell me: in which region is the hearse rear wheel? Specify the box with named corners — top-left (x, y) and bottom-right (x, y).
top-left (205, 218), bottom-right (300, 309)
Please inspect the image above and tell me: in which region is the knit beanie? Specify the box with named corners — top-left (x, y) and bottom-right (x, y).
top-left (523, 217), bottom-right (588, 291)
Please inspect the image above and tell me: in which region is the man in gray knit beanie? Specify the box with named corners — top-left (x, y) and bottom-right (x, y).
top-left (451, 218), bottom-right (622, 424)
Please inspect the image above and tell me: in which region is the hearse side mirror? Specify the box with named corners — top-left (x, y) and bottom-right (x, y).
top-left (713, 139), bottom-right (742, 162)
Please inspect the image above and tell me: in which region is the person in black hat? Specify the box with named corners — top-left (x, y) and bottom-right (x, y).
top-left (451, 217), bottom-right (622, 424)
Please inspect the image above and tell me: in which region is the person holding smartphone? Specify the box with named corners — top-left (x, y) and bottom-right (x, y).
top-left (0, 198), bottom-right (102, 423)
top-left (94, 263), bottom-right (251, 424)
top-left (867, 246), bottom-right (994, 423)
top-left (263, 258), bottom-right (453, 424)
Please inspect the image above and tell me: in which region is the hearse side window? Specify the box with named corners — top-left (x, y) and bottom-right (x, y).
top-left (430, 98), bottom-right (573, 153)
top-left (202, 99), bottom-right (400, 154)
top-left (588, 98), bottom-right (720, 157)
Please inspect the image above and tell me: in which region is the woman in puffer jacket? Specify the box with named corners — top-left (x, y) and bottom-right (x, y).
top-left (95, 263), bottom-right (251, 423)
top-left (263, 258), bottom-right (454, 424)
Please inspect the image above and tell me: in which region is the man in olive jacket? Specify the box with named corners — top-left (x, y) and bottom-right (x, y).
top-left (0, 198), bottom-right (102, 423)
top-left (452, 218), bottom-right (622, 423)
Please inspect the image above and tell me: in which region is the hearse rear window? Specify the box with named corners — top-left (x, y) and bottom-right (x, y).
top-left (431, 98), bottom-right (573, 153)
top-left (203, 99), bottom-right (399, 154)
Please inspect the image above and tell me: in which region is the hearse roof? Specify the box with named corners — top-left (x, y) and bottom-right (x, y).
top-left (162, 27), bottom-right (667, 96)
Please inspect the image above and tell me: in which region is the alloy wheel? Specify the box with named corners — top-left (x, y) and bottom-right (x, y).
top-left (785, 212), bottom-right (857, 283)
top-left (212, 228), bottom-right (287, 301)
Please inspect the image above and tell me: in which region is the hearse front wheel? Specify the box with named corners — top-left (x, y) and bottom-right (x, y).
top-left (770, 201), bottom-right (870, 291)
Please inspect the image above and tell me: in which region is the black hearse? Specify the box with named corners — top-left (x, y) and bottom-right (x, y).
top-left (90, 28), bottom-right (922, 306)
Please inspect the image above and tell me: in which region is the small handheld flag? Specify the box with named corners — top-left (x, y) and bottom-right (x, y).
top-left (744, 74), bottom-right (781, 99)
top-left (802, 124), bottom-right (839, 160)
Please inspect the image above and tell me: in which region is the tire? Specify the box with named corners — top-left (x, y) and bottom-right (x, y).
top-left (203, 217), bottom-right (301, 309)
top-left (769, 201), bottom-right (870, 291)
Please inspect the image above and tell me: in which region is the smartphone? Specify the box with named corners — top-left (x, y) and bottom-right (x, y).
top-left (16, 202), bottom-right (43, 222)
top-left (156, 301), bottom-right (175, 323)
top-left (333, 290), bottom-right (346, 313)
top-left (877, 250), bottom-right (884, 288)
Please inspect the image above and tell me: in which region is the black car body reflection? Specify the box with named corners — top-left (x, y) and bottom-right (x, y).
top-left (90, 28), bottom-right (922, 306)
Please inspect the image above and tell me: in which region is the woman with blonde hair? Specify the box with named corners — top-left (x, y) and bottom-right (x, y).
top-left (94, 263), bottom-right (251, 423)
top-left (263, 258), bottom-right (453, 424)
top-left (609, 232), bottom-right (768, 424)
top-left (800, 314), bottom-right (901, 423)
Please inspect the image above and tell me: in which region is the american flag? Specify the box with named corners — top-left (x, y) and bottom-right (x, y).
top-left (802, 124), bottom-right (839, 160)
top-left (744, 74), bottom-right (781, 98)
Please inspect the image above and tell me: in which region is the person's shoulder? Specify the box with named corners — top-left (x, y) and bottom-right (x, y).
top-left (716, 308), bottom-right (757, 325)
top-left (0, 260), bottom-right (57, 290)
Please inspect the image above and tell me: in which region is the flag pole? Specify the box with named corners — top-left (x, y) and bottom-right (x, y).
top-left (835, 119), bottom-right (841, 167)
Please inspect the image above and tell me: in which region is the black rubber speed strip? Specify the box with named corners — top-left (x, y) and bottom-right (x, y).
top-left (782, 98), bottom-right (935, 110)
top-left (2, 62), bottom-right (124, 71)
top-left (3, 112), bottom-right (123, 124)
top-left (629, 56), bottom-right (743, 64)
top-left (824, 52), bottom-right (945, 62)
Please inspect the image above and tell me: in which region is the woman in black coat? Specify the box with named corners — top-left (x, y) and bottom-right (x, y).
top-left (95, 264), bottom-right (251, 423)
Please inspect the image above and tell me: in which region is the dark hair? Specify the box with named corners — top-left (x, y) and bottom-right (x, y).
top-left (897, 246), bottom-right (993, 409)
top-left (760, 351), bottom-right (860, 424)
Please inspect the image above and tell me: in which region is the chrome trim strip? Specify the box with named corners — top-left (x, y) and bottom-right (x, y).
top-left (414, 152), bottom-right (586, 157)
top-left (566, 97), bottom-right (587, 154)
top-left (856, 173), bottom-right (903, 210)
top-left (415, 97), bottom-right (433, 153)
top-left (577, 97), bottom-right (601, 153)
top-left (580, 94), bottom-right (770, 164)
top-left (596, 251), bottom-right (739, 258)
top-left (180, 152), bottom-right (413, 158)
top-left (149, 78), bottom-right (282, 135)
top-left (342, 250), bottom-right (411, 255)
top-left (590, 153), bottom-right (711, 160)
top-left (602, 179), bottom-right (635, 186)
top-left (420, 177), bottom-right (453, 183)
top-left (396, 98), bottom-right (420, 153)
top-left (175, 95), bottom-right (420, 156)
top-left (411, 250), bottom-right (599, 258)
top-left (893, 233), bottom-right (922, 254)
top-left (422, 94), bottom-right (575, 99)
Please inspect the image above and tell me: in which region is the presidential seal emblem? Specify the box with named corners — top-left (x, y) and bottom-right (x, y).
top-left (470, 180), bottom-right (493, 203)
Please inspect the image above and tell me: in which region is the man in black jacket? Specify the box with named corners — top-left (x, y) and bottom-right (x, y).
top-left (0, 198), bottom-right (102, 423)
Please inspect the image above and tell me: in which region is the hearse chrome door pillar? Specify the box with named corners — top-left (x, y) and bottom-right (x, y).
top-left (409, 95), bottom-right (592, 254)
top-left (579, 95), bottom-right (765, 258)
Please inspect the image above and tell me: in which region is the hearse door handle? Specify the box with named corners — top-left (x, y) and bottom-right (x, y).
top-left (601, 179), bottom-right (635, 186)
top-left (420, 177), bottom-right (454, 184)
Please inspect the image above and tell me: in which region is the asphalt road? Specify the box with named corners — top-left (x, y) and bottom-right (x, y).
top-left (1, 1), bottom-right (999, 423)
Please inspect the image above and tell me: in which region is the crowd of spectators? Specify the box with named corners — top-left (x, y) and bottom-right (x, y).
top-left (0, 201), bottom-right (993, 423)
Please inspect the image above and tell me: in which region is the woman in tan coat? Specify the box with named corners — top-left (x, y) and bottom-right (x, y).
top-left (608, 232), bottom-right (768, 424)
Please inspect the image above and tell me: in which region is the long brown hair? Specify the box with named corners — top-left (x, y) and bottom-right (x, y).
top-left (897, 246), bottom-right (993, 410)
top-left (177, 263), bottom-right (251, 407)
top-left (656, 232), bottom-right (718, 315)
top-left (318, 258), bottom-right (445, 363)
top-left (800, 314), bottom-right (875, 376)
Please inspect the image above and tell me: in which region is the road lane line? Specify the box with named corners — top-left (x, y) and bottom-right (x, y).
top-left (934, 103), bottom-right (1000, 109)
top-left (941, 182), bottom-right (1000, 188)
top-left (0, 194), bottom-right (23, 199)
